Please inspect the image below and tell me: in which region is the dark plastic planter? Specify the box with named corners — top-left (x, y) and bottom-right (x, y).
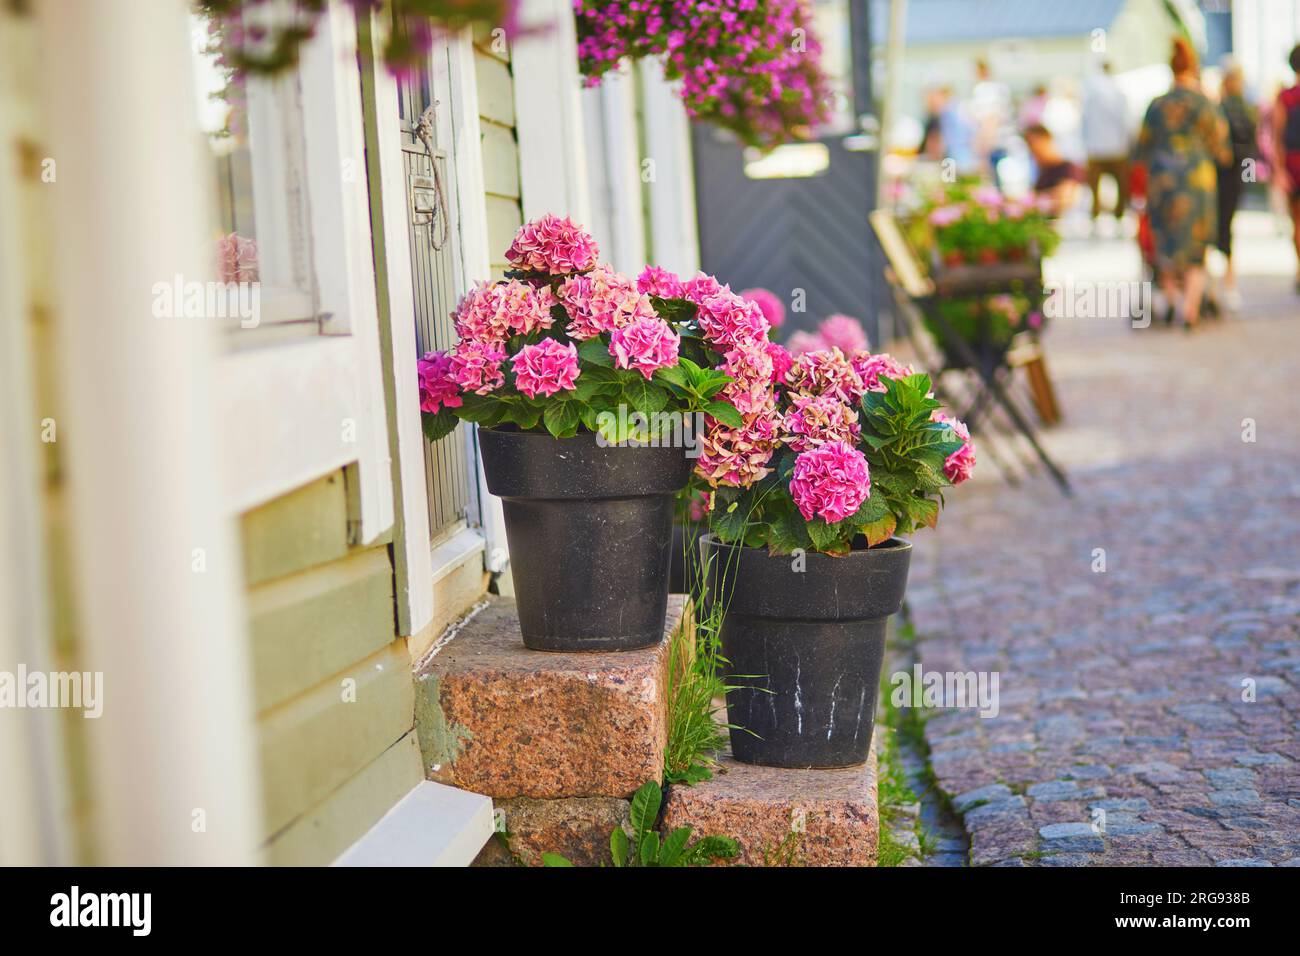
top-left (700, 533), bottom-right (912, 768)
top-left (478, 427), bottom-right (691, 652)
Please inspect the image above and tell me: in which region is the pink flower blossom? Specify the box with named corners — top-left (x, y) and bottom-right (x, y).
top-left (687, 490), bottom-right (713, 523)
top-left (609, 317), bottom-right (681, 379)
top-left (452, 279), bottom-right (556, 344)
top-left (694, 408), bottom-right (780, 488)
top-left (417, 350), bottom-right (462, 413)
top-left (741, 287), bottom-right (786, 329)
top-left (785, 329), bottom-right (826, 356)
top-left (511, 338), bottom-right (580, 399)
top-left (786, 347), bottom-right (864, 404)
top-left (681, 271), bottom-right (723, 304)
top-left (972, 185), bottom-right (1003, 208)
top-left (788, 441), bottom-right (871, 524)
top-left (505, 214), bottom-right (600, 274)
top-left (217, 232), bottom-right (259, 284)
top-left (558, 267), bottom-right (658, 340)
top-left (695, 289), bottom-right (770, 349)
top-left (928, 204), bottom-right (966, 228)
top-left (450, 340), bottom-right (506, 395)
top-left (764, 340), bottom-right (794, 385)
top-left (817, 314), bottom-right (869, 354)
top-left (851, 351), bottom-right (913, 394)
top-left (637, 265), bottom-right (684, 298)
top-left (782, 392), bottom-right (861, 453)
top-left (718, 343), bottom-right (777, 416)
top-left (933, 412), bottom-right (976, 485)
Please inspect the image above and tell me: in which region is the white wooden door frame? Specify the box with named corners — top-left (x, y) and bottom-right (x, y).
top-left (216, 1), bottom-right (394, 546)
top-left (637, 59), bottom-right (701, 276)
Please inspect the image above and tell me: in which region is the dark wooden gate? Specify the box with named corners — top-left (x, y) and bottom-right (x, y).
top-left (692, 0), bottom-right (885, 344)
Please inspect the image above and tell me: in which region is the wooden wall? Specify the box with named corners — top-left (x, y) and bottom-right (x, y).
top-left (472, 23), bottom-right (523, 277)
top-left (239, 471), bottom-right (423, 865)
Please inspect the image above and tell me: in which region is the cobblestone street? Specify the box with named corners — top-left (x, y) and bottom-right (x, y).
top-left (907, 216), bottom-right (1300, 866)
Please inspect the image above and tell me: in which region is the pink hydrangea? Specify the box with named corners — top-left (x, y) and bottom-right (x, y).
top-left (217, 232), bottom-right (259, 284)
top-left (417, 350), bottom-right (462, 413)
top-left (682, 271), bottom-right (723, 304)
top-left (788, 441), bottom-right (872, 524)
top-left (934, 412), bottom-right (976, 485)
top-left (782, 393), bottom-right (861, 453)
top-left (505, 214), bottom-right (600, 274)
top-left (785, 329), bottom-right (826, 356)
top-left (851, 351), bottom-right (914, 394)
top-left (695, 289), bottom-right (770, 350)
top-left (450, 340), bottom-right (506, 395)
top-left (558, 267), bottom-right (658, 340)
top-left (453, 279), bottom-right (556, 344)
top-left (511, 338), bottom-right (580, 399)
top-left (785, 347), bottom-right (864, 404)
top-left (818, 314), bottom-right (869, 354)
top-left (609, 317), bottom-right (681, 380)
top-left (637, 265), bottom-right (684, 299)
top-left (764, 340), bottom-right (794, 385)
top-left (687, 490), bottom-right (713, 524)
top-left (718, 343), bottom-right (777, 417)
top-left (741, 287), bottom-right (786, 329)
top-left (694, 409), bottom-right (780, 489)
top-left (928, 204), bottom-right (966, 228)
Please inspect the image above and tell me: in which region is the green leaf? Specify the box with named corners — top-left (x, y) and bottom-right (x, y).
top-left (684, 835), bottom-right (739, 864)
top-left (860, 511), bottom-right (898, 547)
top-left (639, 830), bottom-right (661, 867)
top-left (906, 496), bottom-right (940, 529)
top-left (609, 826), bottom-right (631, 867)
top-left (711, 500), bottom-right (749, 543)
top-left (421, 408), bottom-right (459, 443)
top-left (806, 518), bottom-right (846, 553)
top-left (702, 400), bottom-right (743, 429)
top-left (653, 364), bottom-right (691, 391)
top-left (768, 509), bottom-right (812, 555)
top-left (540, 852), bottom-right (574, 867)
top-left (577, 337), bottom-right (614, 366)
top-left (658, 827), bottom-right (693, 867)
top-left (455, 394), bottom-right (505, 424)
top-left (628, 781), bottom-right (662, 841)
top-left (622, 378), bottom-right (669, 417)
top-left (543, 400), bottom-right (581, 438)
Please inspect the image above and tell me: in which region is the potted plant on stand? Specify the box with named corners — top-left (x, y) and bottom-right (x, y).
top-left (699, 348), bottom-right (976, 767)
top-left (418, 216), bottom-right (752, 652)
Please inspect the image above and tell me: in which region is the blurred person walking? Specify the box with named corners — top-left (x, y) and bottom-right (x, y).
top-left (1273, 44), bottom-right (1300, 292)
top-left (1216, 59), bottom-right (1256, 311)
top-left (1083, 63), bottom-right (1131, 231)
top-left (1133, 38), bottom-right (1228, 329)
top-left (970, 59), bottom-right (1013, 185)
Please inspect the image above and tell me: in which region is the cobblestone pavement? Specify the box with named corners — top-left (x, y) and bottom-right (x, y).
top-left (906, 225), bottom-right (1300, 866)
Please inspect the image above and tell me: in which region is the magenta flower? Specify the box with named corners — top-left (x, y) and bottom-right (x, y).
top-left (851, 351), bottom-right (913, 394)
top-left (505, 214), bottom-right (600, 274)
top-left (788, 440), bottom-right (871, 524)
top-left (682, 271), bottom-right (724, 304)
top-left (637, 265), bottom-right (684, 298)
top-left (695, 407), bottom-right (780, 488)
top-left (928, 204), bottom-right (966, 228)
top-left (718, 342), bottom-right (777, 416)
top-left (782, 392), bottom-right (861, 453)
top-left (934, 412), bottom-right (976, 485)
top-left (452, 279), bottom-right (555, 344)
top-left (741, 287), bottom-right (786, 329)
top-left (417, 350), bottom-right (462, 414)
top-left (764, 340), bottom-right (794, 385)
top-left (817, 314), bottom-right (869, 354)
top-left (511, 338), bottom-right (580, 399)
top-left (972, 185), bottom-right (1003, 209)
top-left (696, 289), bottom-right (770, 349)
top-left (609, 317), bottom-right (681, 379)
top-left (450, 340), bottom-right (507, 395)
top-left (559, 267), bottom-right (658, 340)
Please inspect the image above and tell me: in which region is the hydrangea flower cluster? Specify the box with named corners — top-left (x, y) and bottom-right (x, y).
top-left (573, 0), bottom-right (834, 148)
top-left (418, 216), bottom-right (744, 444)
top-left (702, 336), bottom-right (976, 554)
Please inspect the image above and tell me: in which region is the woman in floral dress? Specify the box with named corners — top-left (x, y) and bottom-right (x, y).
top-left (1134, 38), bottom-right (1229, 328)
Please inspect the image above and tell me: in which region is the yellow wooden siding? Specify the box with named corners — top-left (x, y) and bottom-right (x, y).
top-left (475, 52), bottom-right (515, 127)
top-left (265, 731), bottom-right (423, 866)
top-left (474, 40), bottom-right (522, 278)
top-left (258, 637), bottom-right (415, 839)
top-left (240, 471), bottom-right (351, 587)
top-left (246, 547), bottom-right (396, 712)
top-left (480, 122), bottom-right (521, 200)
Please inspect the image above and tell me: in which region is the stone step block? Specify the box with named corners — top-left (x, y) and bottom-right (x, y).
top-left (661, 737), bottom-right (879, 867)
top-left (415, 595), bottom-right (687, 800)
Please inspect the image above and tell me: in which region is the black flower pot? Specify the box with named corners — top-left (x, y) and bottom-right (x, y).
top-left (478, 427), bottom-right (691, 652)
top-left (700, 533), bottom-right (912, 768)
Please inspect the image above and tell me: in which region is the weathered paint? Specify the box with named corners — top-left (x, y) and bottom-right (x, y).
top-left (413, 673), bottom-right (474, 775)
